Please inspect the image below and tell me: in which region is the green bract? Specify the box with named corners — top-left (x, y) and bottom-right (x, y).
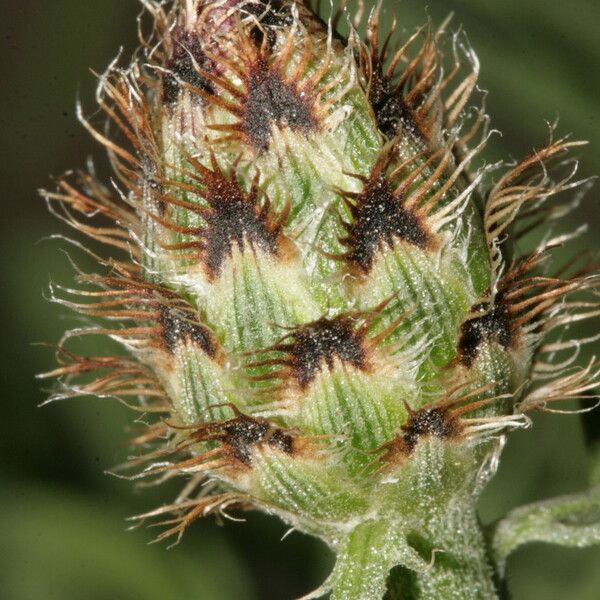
top-left (41, 1), bottom-right (600, 598)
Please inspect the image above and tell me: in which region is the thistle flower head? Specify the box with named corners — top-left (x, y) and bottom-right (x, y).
top-left (41, 1), bottom-right (600, 598)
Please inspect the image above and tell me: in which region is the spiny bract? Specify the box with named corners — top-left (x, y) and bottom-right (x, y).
top-left (41, 1), bottom-right (600, 598)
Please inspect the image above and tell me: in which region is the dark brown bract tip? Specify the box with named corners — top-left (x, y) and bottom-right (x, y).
top-left (222, 416), bottom-right (271, 464)
top-left (243, 0), bottom-right (294, 48)
top-left (361, 13), bottom-right (440, 142)
top-left (361, 7), bottom-right (481, 147)
top-left (197, 168), bottom-right (281, 277)
top-left (368, 62), bottom-right (427, 140)
top-left (285, 316), bottom-right (368, 387)
top-left (178, 6), bottom-right (333, 154)
top-left (401, 406), bottom-right (461, 451)
top-left (338, 162), bottom-right (432, 275)
top-left (382, 405), bottom-right (462, 459)
top-left (455, 250), bottom-right (587, 368)
top-left (162, 29), bottom-right (215, 105)
top-left (52, 270), bottom-right (223, 362)
top-left (158, 154), bottom-right (290, 280)
top-left (191, 411), bottom-right (295, 466)
top-left (246, 315), bottom-right (370, 390)
top-left (457, 302), bottom-right (512, 368)
top-left (242, 57), bottom-right (317, 152)
top-left (158, 304), bottom-right (219, 358)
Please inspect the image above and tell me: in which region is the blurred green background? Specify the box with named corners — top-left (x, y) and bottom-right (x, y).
top-left (0, 1), bottom-right (598, 598)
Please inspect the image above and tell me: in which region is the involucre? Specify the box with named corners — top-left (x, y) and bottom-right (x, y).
top-left (41, 1), bottom-right (600, 598)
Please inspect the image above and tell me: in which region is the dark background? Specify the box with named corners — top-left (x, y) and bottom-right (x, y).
top-left (1, 1), bottom-right (599, 598)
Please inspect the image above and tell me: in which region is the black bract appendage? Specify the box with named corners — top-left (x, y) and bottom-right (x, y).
top-left (369, 68), bottom-right (423, 139)
top-left (159, 305), bottom-right (219, 357)
top-left (202, 175), bottom-right (282, 278)
top-left (284, 316), bottom-right (368, 388)
top-left (244, 0), bottom-right (293, 48)
top-left (162, 30), bottom-right (215, 104)
top-left (457, 302), bottom-right (512, 367)
top-left (400, 406), bottom-right (459, 452)
top-left (224, 417), bottom-right (270, 464)
top-left (243, 58), bottom-right (317, 152)
top-left (341, 174), bottom-right (430, 273)
top-left (217, 414), bottom-right (295, 465)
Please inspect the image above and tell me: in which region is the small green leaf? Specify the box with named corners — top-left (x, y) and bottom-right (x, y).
top-left (491, 486), bottom-right (600, 575)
